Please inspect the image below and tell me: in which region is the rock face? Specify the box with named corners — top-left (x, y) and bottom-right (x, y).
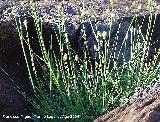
top-left (0, 14), bottom-right (81, 121)
top-left (0, 21), bottom-right (34, 122)
top-left (0, 19), bottom-right (34, 93)
top-left (1, 1), bottom-right (159, 71)
top-left (93, 83), bottom-right (160, 122)
top-left (118, 14), bottom-right (160, 63)
top-left (24, 15), bottom-right (79, 60)
top-left (75, 14), bottom-right (160, 70)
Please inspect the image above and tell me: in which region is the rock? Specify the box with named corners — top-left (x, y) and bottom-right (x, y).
top-left (0, 19), bottom-right (35, 122)
top-left (3, 12), bottom-right (158, 76)
top-left (74, 13), bottom-right (160, 71)
top-left (118, 14), bottom-right (160, 63)
top-left (0, 21), bottom-right (19, 53)
top-left (93, 83), bottom-right (160, 122)
top-left (0, 20), bottom-right (34, 94)
top-left (0, 80), bottom-right (33, 122)
top-left (24, 15), bottom-right (78, 60)
top-left (0, 1), bottom-right (159, 71)
top-left (0, 14), bottom-right (81, 119)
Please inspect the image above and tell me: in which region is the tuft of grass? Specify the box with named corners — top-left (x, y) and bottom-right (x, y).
top-left (14, 0), bottom-right (160, 122)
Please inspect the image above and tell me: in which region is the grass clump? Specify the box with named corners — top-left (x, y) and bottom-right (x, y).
top-left (14, 1), bottom-right (160, 122)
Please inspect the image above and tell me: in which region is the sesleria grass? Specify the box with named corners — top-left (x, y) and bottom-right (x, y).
top-left (14, 0), bottom-right (160, 122)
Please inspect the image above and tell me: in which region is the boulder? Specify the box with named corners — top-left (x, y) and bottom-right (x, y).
top-left (0, 20), bottom-right (35, 122)
top-left (0, 20), bottom-right (34, 94)
top-left (117, 14), bottom-right (160, 64)
top-left (0, 0), bottom-right (159, 71)
top-left (74, 13), bottom-right (160, 71)
top-left (93, 83), bottom-right (160, 122)
top-left (0, 14), bottom-right (81, 121)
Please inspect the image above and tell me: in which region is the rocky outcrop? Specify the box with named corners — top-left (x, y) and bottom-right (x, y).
top-left (0, 18), bottom-right (35, 122)
top-left (0, 13), bottom-right (80, 121)
top-left (93, 83), bottom-right (160, 122)
top-left (0, 19), bottom-right (34, 92)
top-left (74, 14), bottom-right (160, 71)
top-left (0, 0), bottom-right (159, 68)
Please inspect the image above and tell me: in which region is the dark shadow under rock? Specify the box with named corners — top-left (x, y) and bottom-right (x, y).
top-left (0, 80), bottom-right (34, 122)
top-left (73, 13), bottom-right (160, 72)
top-left (0, 19), bottom-right (36, 121)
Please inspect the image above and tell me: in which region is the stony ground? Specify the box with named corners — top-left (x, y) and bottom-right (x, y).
top-left (1, 0), bottom-right (160, 29)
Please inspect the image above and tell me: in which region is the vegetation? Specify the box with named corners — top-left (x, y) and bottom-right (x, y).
top-left (14, 0), bottom-right (159, 122)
